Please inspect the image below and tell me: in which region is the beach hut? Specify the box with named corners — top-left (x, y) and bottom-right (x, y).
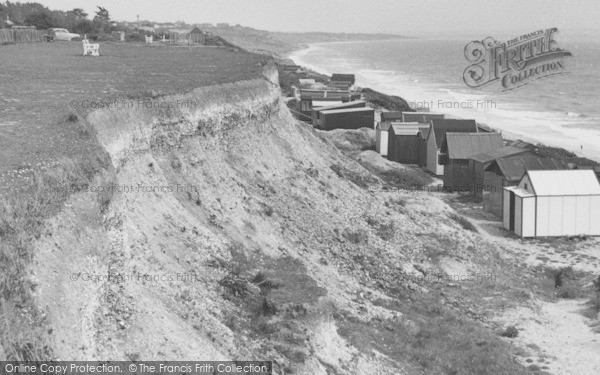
top-left (296, 89), bottom-right (352, 117)
top-left (417, 127), bottom-right (430, 167)
top-left (440, 133), bottom-right (503, 192)
top-left (387, 123), bottom-right (430, 164)
top-left (380, 111), bottom-right (405, 123)
top-left (402, 112), bottom-right (445, 123)
top-left (319, 107), bottom-right (374, 130)
top-left (483, 157), bottom-right (567, 218)
top-left (469, 146), bottom-right (538, 198)
top-left (311, 100), bottom-right (366, 127)
top-left (330, 74), bottom-right (355, 89)
top-left (425, 119), bottom-right (478, 175)
top-left (376, 122), bottom-right (392, 156)
top-left (503, 170), bottom-right (600, 237)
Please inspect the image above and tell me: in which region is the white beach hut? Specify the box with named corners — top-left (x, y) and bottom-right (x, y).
top-left (375, 122), bottom-right (392, 156)
top-left (503, 170), bottom-right (600, 237)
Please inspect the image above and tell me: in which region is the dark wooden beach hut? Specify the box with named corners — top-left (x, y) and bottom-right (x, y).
top-left (387, 123), bottom-right (430, 164)
top-left (296, 89), bottom-right (353, 118)
top-left (402, 112), bottom-right (445, 123)
top-left (190, 27), bottom-right (206, 43)
top-left (483, 156), bottom-right (567, 217)
top-left (380, 111), bottom-right (405, 123)
top-left (311, 100), bottom-right (366, 127)
top-left (319, 107), bottom-right (374, 130)
top-left (330, 74), bottom-right (355, 89)
top-left (426, 119), bottom-right (478, 175)
top-left (440, 133), bottom-right (503, 192)
top-left (468, 146), bottom-right (538, 198)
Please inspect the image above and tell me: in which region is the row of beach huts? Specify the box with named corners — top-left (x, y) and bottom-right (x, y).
top-left (290, 73), bottom-right (600, 238)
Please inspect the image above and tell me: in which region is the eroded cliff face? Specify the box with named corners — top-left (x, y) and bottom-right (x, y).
top-left (30, 67), bottom-right (512, 374)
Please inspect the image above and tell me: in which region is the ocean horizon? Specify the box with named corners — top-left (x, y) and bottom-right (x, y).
top-left (289, 37), bottom-right (600, 162)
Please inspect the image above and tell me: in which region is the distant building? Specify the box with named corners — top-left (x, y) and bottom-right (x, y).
top-left (483, 156), bottom-right (567, 217)
top-left (318, 107), bottom-right (374, 131)
top-left (402, 112), bottom-right (445, 123)
top-left (199, 23), bottom-right (214, 28)
top-left (440, 132), bottom-right (503, 192)
top-left (216, 23), bottom-right (230, 28)
top-left (189, 27), bottom-right (205, 43)
top-left (469, 146), bottom-right (539, 199)
top-left (425, 119), bottom-right (478, 175)
top-left (503, 170), bottom-right (600, 237)
top-left (387, 123), bottom-right (430, 164)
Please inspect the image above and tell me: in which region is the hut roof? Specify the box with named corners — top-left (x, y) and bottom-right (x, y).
top-left (469, 146), bottom-right (535, 163)
top-left (312, 100), bottom-right (343, 107)
top-left (488, 157), bottom-right (567, 183)
top-left (442, 133), bottom-right (503, 160)
top-left (509, 139), bottom-right (536, 149)
top-left (380, 111), bottom-right (405, 121)
top-left (313, 100), bottom-right (366, 112)
top-left (429, 119), bottom-right (477, 148)
top-left (377, 122), bottom-right (393, 131)
top-left (389, 124), bottom-right (430, 136)
top-left (320, 107), bottom-right (374, 115)
top-left (524, 170), bottom-right (600, 196)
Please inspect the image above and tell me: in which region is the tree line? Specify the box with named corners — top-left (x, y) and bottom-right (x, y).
top-left (0, 2), bottom-right (113, 34)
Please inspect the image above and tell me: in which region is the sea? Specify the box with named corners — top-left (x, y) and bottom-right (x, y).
top-left (289, 35), bottom-right (600, 162)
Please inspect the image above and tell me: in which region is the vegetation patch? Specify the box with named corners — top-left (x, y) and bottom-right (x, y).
top-left (0, 152), bottom-right (112, 361)
top-left (337, 297), bottom-right (530, 375)
top-left (329, 164), bottom-right (379, 189)
top-left (449, 212), bottom-right (478, 232)
top-left (219, 245), bottom-right (327, 369)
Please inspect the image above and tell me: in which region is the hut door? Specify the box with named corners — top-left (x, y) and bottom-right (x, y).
top-left (509, 191), bottom-right (515, 231)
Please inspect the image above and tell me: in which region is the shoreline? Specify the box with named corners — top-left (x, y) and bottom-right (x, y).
top-left (287, 42), bottom-right (600, 164)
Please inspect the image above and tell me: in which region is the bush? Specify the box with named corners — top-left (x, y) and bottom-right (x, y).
top-left (449, 213), bottom-right (477, 232)
top-left (500, 325), bottom-right (519, 338)
top-left (329, 164), bottom-right (378, 189)
top-left (342, 228), bottom-right (369, 245)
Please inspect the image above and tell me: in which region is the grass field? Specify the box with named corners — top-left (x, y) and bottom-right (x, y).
top-left (0, 42), bottom-right (267, 182)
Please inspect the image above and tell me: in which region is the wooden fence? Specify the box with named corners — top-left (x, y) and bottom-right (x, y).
top-left (0, 29), bottom-right (45, 44)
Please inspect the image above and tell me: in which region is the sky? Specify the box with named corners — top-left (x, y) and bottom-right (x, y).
top-left (30, 0), bottom-right (600, 37)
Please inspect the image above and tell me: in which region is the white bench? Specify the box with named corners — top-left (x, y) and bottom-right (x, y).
top-left (145, 35), bottom-right (153, 44)
top-left (82, 38), bottom-right (99, 56)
